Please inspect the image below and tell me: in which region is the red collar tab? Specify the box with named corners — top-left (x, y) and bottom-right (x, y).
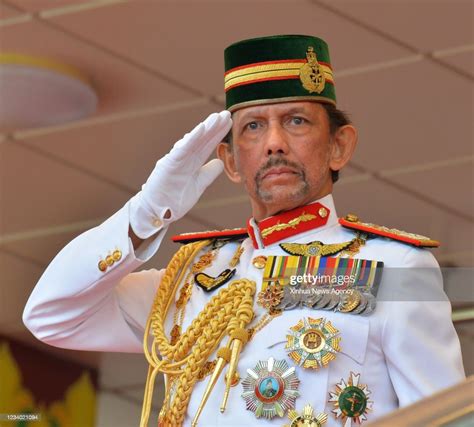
top-left (248, 202), bottom-right (330, 249)
top-left (339, 214), bottom-right (440, 248)
top-left (172, 227), bottom-right (248, 244)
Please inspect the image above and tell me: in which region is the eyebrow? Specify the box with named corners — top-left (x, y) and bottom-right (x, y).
top-left (236, 106), bottom-right (310, 123)
top-left (282, 107), bottom-right (309, 115)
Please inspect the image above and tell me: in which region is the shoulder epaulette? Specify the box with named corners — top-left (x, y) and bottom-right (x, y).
top-left (172, 227), bottom-right (248, 244)
top-left (339, 214), bottom-right (440, 248)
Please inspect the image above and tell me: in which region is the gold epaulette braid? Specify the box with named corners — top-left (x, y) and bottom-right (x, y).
top-left (140, 240), bottom-right (256, 426)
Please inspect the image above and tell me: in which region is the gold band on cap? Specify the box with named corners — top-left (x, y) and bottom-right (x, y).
top-left (225, 59), bottom-right (334, 92)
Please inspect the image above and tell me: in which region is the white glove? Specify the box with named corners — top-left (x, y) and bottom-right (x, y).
top-left (129, 111), bottom-right (232, 239)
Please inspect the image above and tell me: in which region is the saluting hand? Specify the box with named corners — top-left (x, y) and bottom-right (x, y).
top-left (130, 111), bottom-right (232, 239)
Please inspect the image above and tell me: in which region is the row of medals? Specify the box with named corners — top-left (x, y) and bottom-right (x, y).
top-left (184, 239), bottom-right (374, 426)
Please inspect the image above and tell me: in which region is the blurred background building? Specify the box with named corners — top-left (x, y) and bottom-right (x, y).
top-left (0, 0), bottom-right (472, 425)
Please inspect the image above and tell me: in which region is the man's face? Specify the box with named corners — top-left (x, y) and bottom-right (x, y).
top-left (228, 101), bottom-right (335, 216)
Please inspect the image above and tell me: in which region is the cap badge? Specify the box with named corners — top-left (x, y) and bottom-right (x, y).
top-left (299, 46), bottom-right (326, 94)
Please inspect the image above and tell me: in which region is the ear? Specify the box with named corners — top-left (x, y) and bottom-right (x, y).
top-left (329, 124), bottom-right (358, 172)
top-left (216, 142), bottom-right (242, 184)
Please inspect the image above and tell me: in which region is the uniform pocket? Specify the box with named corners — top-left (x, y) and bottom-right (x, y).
top-left (338, 314), bottom-right (370, 365)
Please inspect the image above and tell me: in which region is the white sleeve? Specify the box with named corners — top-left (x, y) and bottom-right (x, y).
top-left (23, 198), bottom-right (168, 353)
top-left (381, 247), bottom-right (465, 406)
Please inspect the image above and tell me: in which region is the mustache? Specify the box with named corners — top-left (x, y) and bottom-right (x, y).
top-left (255, 156), bottom-right (305, 183)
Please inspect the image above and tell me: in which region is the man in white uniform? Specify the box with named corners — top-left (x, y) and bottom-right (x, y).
top-left (23, 35), bottom-right (465, 426)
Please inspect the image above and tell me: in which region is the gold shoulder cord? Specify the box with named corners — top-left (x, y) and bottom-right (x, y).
top-left (140, 240), bottom-right (256, 426)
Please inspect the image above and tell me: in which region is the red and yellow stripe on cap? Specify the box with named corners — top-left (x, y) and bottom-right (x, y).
top-left (224, 59), bottom-right (334, 92)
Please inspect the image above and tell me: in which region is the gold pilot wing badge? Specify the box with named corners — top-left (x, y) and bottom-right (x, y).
top-left (280, 239), bottom-right (354, 257)
top-left (299, 46), bottom-right (326, 94)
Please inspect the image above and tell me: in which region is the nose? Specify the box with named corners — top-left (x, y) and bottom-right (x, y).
top-left (263, 122), bottom-right (290, 156)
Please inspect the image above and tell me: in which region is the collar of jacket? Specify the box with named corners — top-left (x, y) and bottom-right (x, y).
top-left (246, 194), bottom-right (338, 249)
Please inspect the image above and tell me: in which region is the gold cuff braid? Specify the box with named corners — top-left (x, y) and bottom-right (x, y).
top-left (140, 240), bottom-right (256, 426)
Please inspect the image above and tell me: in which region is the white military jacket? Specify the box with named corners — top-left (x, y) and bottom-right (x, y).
top-left (23, 194), bottom-right (465, 426)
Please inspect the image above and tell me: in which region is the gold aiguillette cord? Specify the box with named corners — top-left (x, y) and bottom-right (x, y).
top-left (140, 240), bottom-right (211, 427)
top-left (192, 296), bottom-right (253, 425)
top-left (141, 238), bottom-right (255, 426)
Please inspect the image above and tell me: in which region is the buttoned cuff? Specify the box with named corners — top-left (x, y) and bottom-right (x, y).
top-left (127, 195), bottom-right (169, 261)
top-left (129, 192), bottom-right (173, 239)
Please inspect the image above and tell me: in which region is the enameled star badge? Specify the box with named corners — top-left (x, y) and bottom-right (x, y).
top-left (241, 357), bottom-right (300, 419)
top-left (286, 317), bottom-right (341, 369)
top-left (328, 372), bottom-right (373, 425)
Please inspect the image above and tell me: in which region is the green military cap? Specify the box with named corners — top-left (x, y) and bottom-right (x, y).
top-left (224, 34), bottom-right (336, 112)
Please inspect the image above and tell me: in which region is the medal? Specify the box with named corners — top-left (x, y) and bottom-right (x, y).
top-left (351, 293), bottom-right (368, 315)
top-left (285, 404), bottom-right (328, 427)
top-left (275, 285), bottom-right (301, 311)
top-left (329, 372), bottom-right (373, 425)
top-left (323, 292), bottom-right (340, 310)
top-left (359, 293), bottom-right (376, 316)
top-left (336, 290), bottom-right (362, 313)
top-left (257, 283), bottom-right (284, 310)
top-left (241, 357), bottom-right (300, 419)
top-left (286, 317), bottom-right (341, 369)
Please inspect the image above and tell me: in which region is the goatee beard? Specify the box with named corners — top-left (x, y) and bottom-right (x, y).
top-left (255, 156), bottom-right (309, 202)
